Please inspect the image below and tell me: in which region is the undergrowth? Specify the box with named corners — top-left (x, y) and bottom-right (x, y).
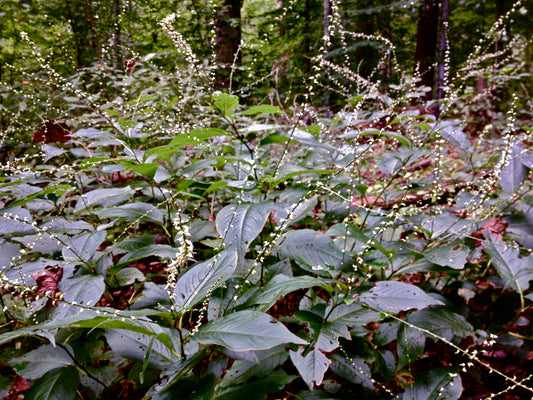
top-left (0, 2), bottom-right (533, 399)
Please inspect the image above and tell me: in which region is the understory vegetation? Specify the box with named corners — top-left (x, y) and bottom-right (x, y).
top-left (1, 1), bottom-right (532, 399)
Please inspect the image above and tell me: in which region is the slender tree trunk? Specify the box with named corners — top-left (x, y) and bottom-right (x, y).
top-left (435, 0), bottom-right (450, 102)
top-left (414, 0), bottom-right (439, 99)
top-left (215, 0), bottom-right (242, 89)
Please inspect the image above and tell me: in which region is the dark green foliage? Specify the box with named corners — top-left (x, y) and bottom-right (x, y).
top-left (1, 1), bottom-right (533, 399)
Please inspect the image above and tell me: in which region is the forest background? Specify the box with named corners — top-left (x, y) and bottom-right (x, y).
top-left (0, 0), bottom-right (533, 399)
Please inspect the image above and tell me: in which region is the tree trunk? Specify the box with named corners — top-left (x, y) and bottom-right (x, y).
top-left (414, 0), bottom-right (439, 99)
top-left (435, 0), bottom-right (450, 102)
top-left (215, 0), bottom-right (242, 89)
top-left (65, 0), bottom-right (99, 68)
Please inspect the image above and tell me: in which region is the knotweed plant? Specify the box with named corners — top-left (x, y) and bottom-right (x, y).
top-left (0, 2), bottom-right (532, 399)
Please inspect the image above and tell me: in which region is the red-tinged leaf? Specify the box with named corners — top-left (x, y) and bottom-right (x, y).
top-left (33, 120), bottom-right (71, 144)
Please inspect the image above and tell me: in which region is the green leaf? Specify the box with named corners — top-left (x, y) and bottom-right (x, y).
top-left (12, 345), bottom-right (74, 379)
top-left (105, 328), bottom-right (180, 368)
top-left (259, 134), bottom-right (293, 146)
top-left (289, 349), bottom-right (330, 390)
top-left (117, 244), bottom-right (177, 266)
top-left (95, 202), bottom-right (164, 224)
top-left (500, 143), bottom-right (529, 194)
top-left (74, 186), bottom-right (135, 213)
top-left (397, 308), bottom-right (472, 369)
top-left (215, 370), bottom-right (293, 400)
top-left (484, 233), bottom-right (533, 300)
top-left (276, 229), bottom-right (347, 275)
top-left (245, 275), bottom-right (332, 311)
top-left (326, 303), bottom-right (383, 326)
top-left (402, 368), bottom-right (462, 400)
top-left (24, 366), bottom-right (80, 400)
top-left (219, 346), bottom-right (289, 388)
top-left (0, 309), bottom-right (163, 346)
top-left (174, 250), bottom-right (237, 312)
top-left (169, 128), bottom-right (228, 147)
top-left (152, 374), bottom-right (216, 400)
top-left (326, 223), bottom-right (394, 259)
top-left (104, 109), bottom-right (121, 116)
top-left (240, 105), bottom-right (281, 116)
top-left (113, 267), bottom-right (146, 286)
top-left (216, 203), bottom-right (272, 264)
top-left (213, 93), bottom-right (239, 117)
top-left (192, 310), bottom-right (307, 351)
top-left (329, 353), bottom-right (374, 389)
top-left (0, 207), bottom-right (36, 235)
top-left (358, 281), bottom-right (443, 313)
top-left (119, 161), bottom-right (159, 179)
top-left (420, 241), bottom-right (469, 269)
top-left (346, 95), bottom-right (363, 105)
top-left (61, 231), bottom-right (107, 264)
top-left (54, 274), bottom-right (105, 319)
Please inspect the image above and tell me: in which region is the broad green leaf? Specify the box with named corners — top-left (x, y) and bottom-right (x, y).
top-left (69, 316), bottom-right (168, 339)
top-left (484, 233), bottom-right (533, 300)
top-left (12, 345), bottom-right (74, 379)
top-left (346, 95), bottom-right (363, 105)
top-left (169, 128), bottom-right (228, 146)
top-left (315, 321), bottom-right (350, 352)
top-left (215, 370), bottom-right (293, 400)
top-left (259, 134), bottom-right (293, 146)
top-left (24, 366), bottom-right (79, 400)
top-left (105, 328), bottom-right (180, 368)
top-left (0, 309), bottom-right (163, 346)
top-left (438, 123), bottom-right (472, 152)
top-left (152, 374), bottom-right (216, 400)
top-left (245, 275), bottom-right (332, 311)
top-left (213, 93), bottom-right (239, 117)
top-left (240, 104), bottom-right (282, 116)
top-left (219, 347), bottom-right (289, 388)
top-left (273, 196), bottom-right (318, 226)
top-left (397, 308), bottom-right (472, 369)
top-left (276, 229), bottom-right (347, 275)
top-left (419, 241), bottom-right (469, 269)
top-left (289, 349), bottom-right (330, 390)
top-left (117, 244), bottom-right (177, 266)
top-left (500, 143), bottom-right (529, 194)
top-left (61, 231), bottom-right (107, 264)
top-left (327, 303), bottom-right (383, 326)
top-left (216, 203), bottom-right (272, 264)
top-left (0, 207), bottom-right (36, 235)
top-left (95, 202), bottom-right (164, 224)
top-left (12, 233), bottom-right (62, 255)
top-left (326, 223), bottom-right (394, 259)
top-left (119, 161), bottom-right (159, 179)
top-left (74, 186), bottom-right (135, 213)
top-left (174, 250), bottom-right (237, 311)
top-left (402, 368), bottom-right (462, 400)
top-left (54, 274), bottom-right (105, 319)
top-left (358, 281), bottom-right (443, 313)
top-left (0, 240), bottom-right (21, 267)
top-left (192, 310), bottom-right (307, 351)
top-left (113, 267), bottom-right (146, 286)
top-left (329, 354), bottom-right (374, 389)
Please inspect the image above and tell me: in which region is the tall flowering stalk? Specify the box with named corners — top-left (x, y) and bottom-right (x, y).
top-left (166, 216), bottom-right (194, 311)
